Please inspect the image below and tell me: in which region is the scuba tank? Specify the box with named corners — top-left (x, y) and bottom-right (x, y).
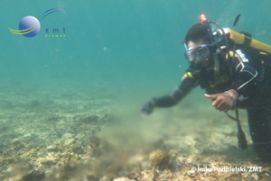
top-left (199, 14), bottom-right (271, 55)
top-left (223, 28), bottom-right (271, 54)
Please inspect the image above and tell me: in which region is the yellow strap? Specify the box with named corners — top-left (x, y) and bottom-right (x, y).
top-left (225, 50), bottom-right (246, 64)
top-left (182, 71), bottom-right (193, 80)
top-left (225, 51), bottom-right (235, 60)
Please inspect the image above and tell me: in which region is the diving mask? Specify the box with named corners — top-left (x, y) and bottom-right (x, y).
top-left (185, 44), bottom-right (211, 65)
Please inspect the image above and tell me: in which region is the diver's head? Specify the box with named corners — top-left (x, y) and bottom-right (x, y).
top-left (184, 23), bottom-right (214, 67)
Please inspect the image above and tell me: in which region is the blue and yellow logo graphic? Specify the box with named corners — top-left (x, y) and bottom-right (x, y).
top-left (9, 8), bottom-right (65, 38)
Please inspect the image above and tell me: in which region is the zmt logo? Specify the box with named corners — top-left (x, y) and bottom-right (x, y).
top-left (9, 8), bottom-right (66, 38)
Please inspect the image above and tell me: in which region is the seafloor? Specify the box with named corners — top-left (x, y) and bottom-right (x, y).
top-left (0, 87), bottom-right (270, 181)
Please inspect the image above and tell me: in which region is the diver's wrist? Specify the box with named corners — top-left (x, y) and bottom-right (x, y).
top-left (225, 89), bottom-right (238, 106)
top-left (225, 89), bottom-right (238, 99)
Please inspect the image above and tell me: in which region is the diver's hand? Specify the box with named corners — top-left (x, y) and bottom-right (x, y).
top-left (205, 89), bottom-right (238, 111)
top-left (141, 98), bottom-right (156, 115)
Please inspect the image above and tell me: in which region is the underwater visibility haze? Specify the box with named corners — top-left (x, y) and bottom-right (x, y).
top-left (1, 0), bottom-right (271, 180)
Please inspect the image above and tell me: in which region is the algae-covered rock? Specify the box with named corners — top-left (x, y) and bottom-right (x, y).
top-left (113, 177), bottom-right (136, 181)
top-left (141, 170), bottom-right (155, 181)
top-left (20, 170), bottom-right (45, 181)
top-left (149, 149), bottom-right (175, 170)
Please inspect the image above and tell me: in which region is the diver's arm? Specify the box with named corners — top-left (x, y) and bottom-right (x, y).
top-left (141, 68), bottom-right (199, 114)
top-left (153, 73), bottom-right (198, 107)
top-left (205, 50), bottom-right (258, 111)
top-left (208, 61), bottom-right (257, 111)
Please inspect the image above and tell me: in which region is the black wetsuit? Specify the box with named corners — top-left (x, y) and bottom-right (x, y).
top-left (152, 47), bottom-right (271, 161)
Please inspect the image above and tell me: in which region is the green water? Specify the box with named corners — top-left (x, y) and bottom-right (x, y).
top-left (1, 0), bottom-right (271, 180)
top-left (2, 0), bottom-right (270, 95)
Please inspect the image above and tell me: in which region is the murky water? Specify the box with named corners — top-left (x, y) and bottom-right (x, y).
top-left (1, 0), bottom-right (271, 180)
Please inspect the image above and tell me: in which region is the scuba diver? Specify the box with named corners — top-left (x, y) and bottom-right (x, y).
top-left (141, 14), bottom-right (271, 162)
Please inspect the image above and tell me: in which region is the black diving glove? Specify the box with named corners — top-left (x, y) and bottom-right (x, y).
top-left (141, 98), bottom-right (156, 115)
